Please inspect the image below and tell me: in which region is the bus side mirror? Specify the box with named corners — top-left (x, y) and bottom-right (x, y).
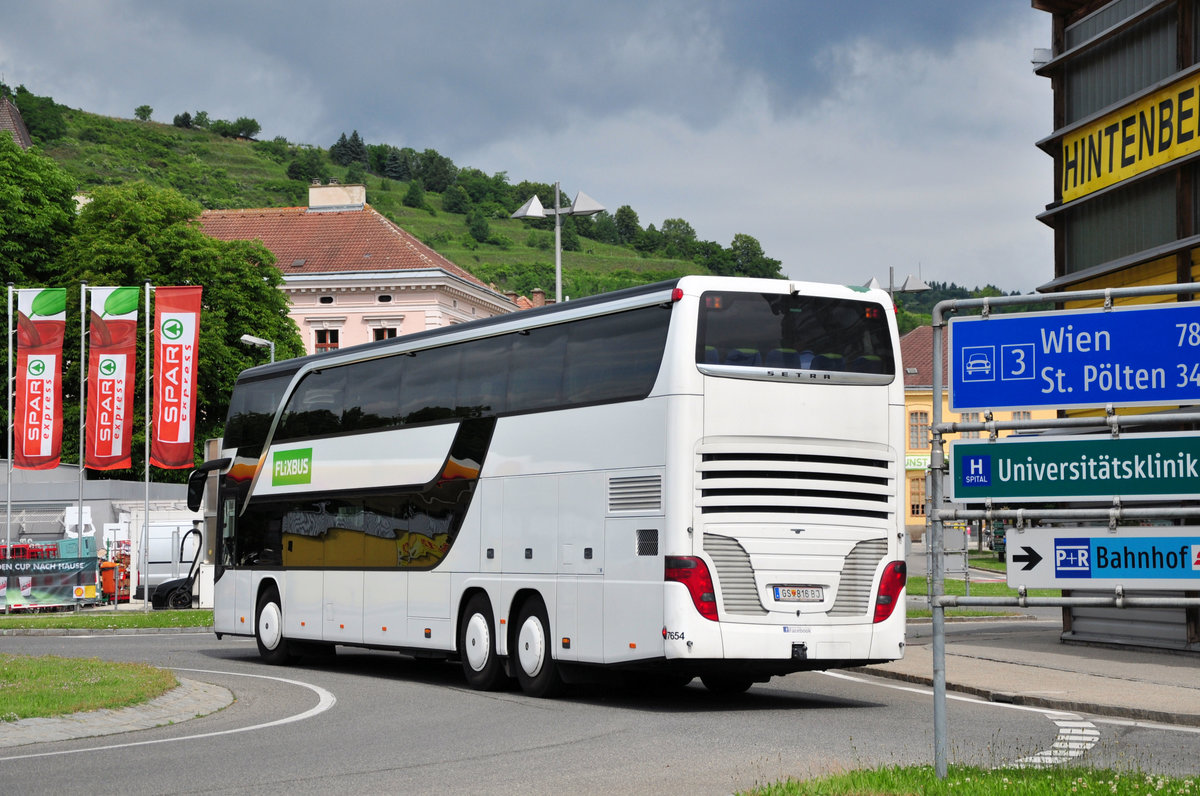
top-left (187, 458), bottom-right (231, 512)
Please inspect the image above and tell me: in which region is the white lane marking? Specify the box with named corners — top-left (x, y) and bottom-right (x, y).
top-left (820, 670), bottom-right (1100, 769)
top-left (1013, 719), bottom-right (1101, 768)
top-left (0, 668), bottom-right (336, 762)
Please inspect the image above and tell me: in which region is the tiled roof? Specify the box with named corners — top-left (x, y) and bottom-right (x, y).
top-left (899, 325), bottom-right (948, 388)
top-left (0, 95), bottom-right (33, 149)
top-left (199, 204), bottom-right (490, 289)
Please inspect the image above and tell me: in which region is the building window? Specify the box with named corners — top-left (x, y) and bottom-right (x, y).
top-left (373, 327), bottom-right (397, 341)
top-left (960, 412), bottom-right (980, 439)
top-left (910, 477), bottom-right (926, 517)
top-left (378, 295), bottom-right (392, 303)
top-left (316, 329), bottom-right (340, 352)
top-left (319, 296), bottom-right (334, 305)
top-left (1012, 411), bottom-right (1031, 422)
top-left (908, 411), bottom-right (929, 449)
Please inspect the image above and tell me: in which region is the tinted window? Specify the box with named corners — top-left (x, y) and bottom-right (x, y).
top-left (224, 373), bottom-right (293, 455)
top-left (343, 357), bottom-right (403, 431)
top-left (279, 368), bottom-right (346, 439)
top-left (233, 304), bottom-right (673, 448)
top-left (457, 335), bottom-right (510, 417)
top-left (508, 327), bottom-right (567, 411)
top-left (697, 291), bottom-right (894, 376)
top-left (399, 345), bottom-right (461, 424)
top-left (564, 307), bottom-right (667, 402)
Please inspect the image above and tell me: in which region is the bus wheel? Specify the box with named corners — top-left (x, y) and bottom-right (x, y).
top-left (701, 673), bottom-right (754, 695)
top-left (255, 587), bottom-right (293, 665)
top-left (513, 597), bottom-right (563, 698)
top-left (459, 594), bottom-right (508, 691)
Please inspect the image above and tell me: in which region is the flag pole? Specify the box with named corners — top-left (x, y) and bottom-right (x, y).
top-left (77, 282), bottom-right (86, 569)
top-left (143, 282), bottom-right (151, 612)
top-left (5, 283), bottom-right (12, 615)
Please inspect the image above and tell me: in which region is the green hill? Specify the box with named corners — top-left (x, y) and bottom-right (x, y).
top-left (33, 101), bottom-right (739, 299)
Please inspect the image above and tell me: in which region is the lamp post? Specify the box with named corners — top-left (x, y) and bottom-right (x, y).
top-left (864, 266), bottom-right (931, 303)
top-left (239, 333), bottom-right (275, 363)
top-left (511, 182), bottom-right (605, 303)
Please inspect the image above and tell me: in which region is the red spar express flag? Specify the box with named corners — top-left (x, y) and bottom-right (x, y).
top-left (151, 286), bottom-right (202, 469)
top-left (85, 287), bottom-right (139, 470)
top-left (14, 288), bottom-right (67, 470)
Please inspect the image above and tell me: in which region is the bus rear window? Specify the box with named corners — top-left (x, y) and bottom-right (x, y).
top-left (696, 291), bottom-right (894, 377)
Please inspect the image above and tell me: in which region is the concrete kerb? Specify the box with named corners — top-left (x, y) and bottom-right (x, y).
top-left (0, 676), bottom-right (234, 749)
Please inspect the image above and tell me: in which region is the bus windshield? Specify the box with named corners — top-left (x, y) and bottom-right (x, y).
top-left (696, 290), bottom-right (895, 376)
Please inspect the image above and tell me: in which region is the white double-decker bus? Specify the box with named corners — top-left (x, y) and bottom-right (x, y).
top-left (188, 275), bottom-right (907, 696)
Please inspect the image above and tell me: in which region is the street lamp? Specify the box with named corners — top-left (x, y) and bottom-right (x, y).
top-left (239, 333), bottom-right (275, 363)
top-left (864, 266), bottom-right (931, 303)
top-left (511, 182), bottom-right (605, 303)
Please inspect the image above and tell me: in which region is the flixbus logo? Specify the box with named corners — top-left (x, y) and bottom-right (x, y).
top-left (272, 448), bottom-right (313, 486)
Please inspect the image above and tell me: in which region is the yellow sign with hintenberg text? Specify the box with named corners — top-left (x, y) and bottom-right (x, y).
top-left (1062, 70), bottom-right (1200, 203)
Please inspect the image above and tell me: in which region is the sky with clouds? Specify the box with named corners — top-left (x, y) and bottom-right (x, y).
top-left (1, 1), bottom-right (1055, 292)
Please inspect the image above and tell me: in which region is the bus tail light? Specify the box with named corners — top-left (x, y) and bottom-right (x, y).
top-left (665, 556), bottom-right (719, 621)
top-left (873, 561), bottom-right (907, 623)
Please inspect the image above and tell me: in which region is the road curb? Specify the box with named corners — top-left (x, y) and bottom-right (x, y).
top-left (0, 626), bottom-right (213, 637)
top-left (850, 666), bottom-right (1200, 728)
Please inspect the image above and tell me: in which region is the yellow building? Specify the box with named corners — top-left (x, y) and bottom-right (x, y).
top-left (899, 326), bottom-right (1057, 539)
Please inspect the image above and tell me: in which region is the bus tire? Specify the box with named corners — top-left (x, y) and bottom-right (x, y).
top-left (459, 594), bottom-right (508, 691)
top-left (701, 673), bottom-right (754, 695)
top-left (255, 586), bottom-right (293, 665)
top-left (513, 596), bottom-right (563, 698)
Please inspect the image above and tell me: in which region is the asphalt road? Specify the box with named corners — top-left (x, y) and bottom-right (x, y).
top-left (1, 631), bottom-right (1197, 794)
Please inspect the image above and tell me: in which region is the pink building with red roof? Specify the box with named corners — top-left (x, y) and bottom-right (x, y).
top-left (201, 183), bottom-right (516, 355)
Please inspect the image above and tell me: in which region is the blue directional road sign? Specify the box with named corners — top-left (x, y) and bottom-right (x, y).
top-left (950, 302), bottom-right (1200, 410)
top-left (1005, 527), bottom-right (1200, 591)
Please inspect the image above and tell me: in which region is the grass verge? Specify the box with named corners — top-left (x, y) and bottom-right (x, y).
top-left (0, 653), bottom-right (177, 722)
top-left (743, 764), bottom-right (1197, 795)
top-left (0, 609), bottom-right (213, 630)
top-left (907, 576), bottom-right (1059, 599)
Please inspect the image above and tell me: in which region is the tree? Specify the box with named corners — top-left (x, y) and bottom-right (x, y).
top-left (0, 135), bottom-right (76, 285)
top-left (589, 211), bottom-right (620, 244)
top-left (232, 117), bottom-right (261, 139)
top-left (660, 218), bottom-right (696, 259)
top-left (286, 147), bottom-right (330, 183)
top-left (728, 233), bottom-right (783, 278)
top-left (134, 105), bottom-right (153, 121)
top-left (9, 85), bottom-right (66, 143)
top-left (59, 182), bottom-right (303, 478)
top-left (466, 208), bottom-right (490, 243)
top-left (382, 148), bottom-right (407, 180)
top-left (192, 110), bottom-right (210, 129)
top-left (614, 205), bottom-right (641, 244)
top-left (403, 178), bottom-right (427, 209)
top-left (415, 148), bottom-right (456, 193)
top-left (330, 133), bottom-right (349, 165)
top-left (560, 215), bottom-right (581, 252)
top-left (345, 130), bottom-right (368, 166)
top-left (442, 184), bottom-right (471, 214)
top-left (344, 161), bottom-right (367, 185)
top-left (173, 111), bottom-right (193, 129)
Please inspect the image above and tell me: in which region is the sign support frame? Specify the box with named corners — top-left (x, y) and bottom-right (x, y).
top-left (929, 281), bottom-right (1200, 779)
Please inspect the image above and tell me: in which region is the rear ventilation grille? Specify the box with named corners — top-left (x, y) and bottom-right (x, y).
top-left (827, 538), bottom-right (888, 616)
top-left (703, 534), bottom-right (767, 616)
top-left (636, 528), bottom-right (659, 557)
top-left (608, 474), bottom-right (662, 514)
top-left (698, 447), bottom-right (894, 521)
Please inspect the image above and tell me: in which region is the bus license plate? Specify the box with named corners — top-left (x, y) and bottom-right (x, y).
top-left (773, 586), bottom-right (823, 602)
